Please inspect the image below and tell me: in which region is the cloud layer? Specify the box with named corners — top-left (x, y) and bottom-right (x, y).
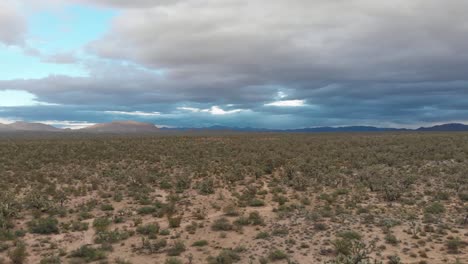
top-left (1, 0), bottom-right (468, 128)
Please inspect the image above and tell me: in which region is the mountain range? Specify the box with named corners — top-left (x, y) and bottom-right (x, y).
top-left (1, 121), bottom-right (468, 133)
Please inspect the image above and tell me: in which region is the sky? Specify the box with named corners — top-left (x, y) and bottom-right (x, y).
top-left (1, 0), bottom-right (468, 129)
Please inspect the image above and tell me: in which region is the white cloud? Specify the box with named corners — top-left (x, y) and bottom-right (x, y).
top-left (104, 111), bottom-right (161, 116)
top-left (265, 100), bottom-right (306, 107)
top-left (0, 90), bottom-right (58, 107)
top-left (177, 107), bottom-right (202, 113)
top-left (0, 1), bottom-right (26, 46)
top-left (178, 106), bottom-right (245, 115)
top-left (277, 91), bottom-right (287, 99)
top-left (210, 106), bottom-right (243, 115)
top-left (0, 117), bottom-right (18, 124)
top-left (39, 120), bottom-right (96, 129)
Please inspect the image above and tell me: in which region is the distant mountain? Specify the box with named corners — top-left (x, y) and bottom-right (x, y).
top-left (161, 125), bottom-right (408, 133)
top-left (416, 123), bottom-right (468, 131)
top-left (1, 121), bottom-right (468, 133)
top-left (0, 123), bottom-right (15, 132)
top-left (8, 121), bottom-right (63, 132)
top-left (80, 121), bottom-right (160, 133)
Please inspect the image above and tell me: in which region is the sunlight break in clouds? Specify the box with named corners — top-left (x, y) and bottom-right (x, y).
top-left (40, 120), bottom-right (96, 129)
top-left (104, 111), bottom-right (161, 116)
top-left (178, 106), bottom-right (245, 115)
top-left (265, 100), bottom-right (306, 107)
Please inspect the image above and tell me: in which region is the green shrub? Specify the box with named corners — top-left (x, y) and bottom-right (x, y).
top-left (223, 204), bottom-right (240, 216)
top-left (332, 238), bottom-right (353, 256)
top-left (337, 230), bottom-right (362, 241)
top-left (137, 206), bottom-right (156, 215)
top-left (93, 217), bottom-right (111, 232)
top-left (69, 245), bottom-right (106, 262)
top-left (249, 199), bottom-right (265, 207)
top-left (268, 249), bottom-right (288, 261)
top-left (424, 202), bottom-right (445, 215)
top-left (192, 240), bottom-right (208, 247)
top-left (233, 216), bottom-right (250, 226)
top-left (385, 234), bottom-right (399, 245)
top-left (165, 257), bottom-right (183, 264)
top-left (8, 242), bottom-right (28, 264)
top-left (28, 217), bottom-right (59, 234)
top-left (168, 216), bottom-right (182, 228)
top-left (94, 230), bottom-right (130, 244)
top-left (197, 178), bottom-right (215, 195)
top-left (207, 249), bottom-right (241, 264)
top-left (446, 237), bottom-right (462, 253)
top-left (100, 204), bottom-right (114, 211)
top-left (248, 211), bottom-right (264, 225)
top-left (212, 218), bottom-right (233, 231)
top-left (70, 221), bottom-right (89, 232)
top-left (39, 255), bottom-right (61, 264)
top-left (167, 240), bottom-right (185, 256)
top-left (255, 232), bottom-right (270, 240)
top-left (458, 192), bottom-right (468, 201)
top-left (136, 223), bottom-right (159, 237)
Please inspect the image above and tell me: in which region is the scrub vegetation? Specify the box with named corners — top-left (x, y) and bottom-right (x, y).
top-left (0, 132), bottom-right (466, 263)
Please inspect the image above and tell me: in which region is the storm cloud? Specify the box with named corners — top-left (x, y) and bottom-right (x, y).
top-left (1, 0), bottom-right (468, 128)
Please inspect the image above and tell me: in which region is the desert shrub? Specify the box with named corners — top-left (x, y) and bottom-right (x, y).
top-left (446, 237), bottom-right (462, 254)
top-left (223, 204), bottom-right (240, 216)
top-left (93, 217), bottom-right (111, 232)
top-left (159, 229), bottom-right (170, 236)
top-left (192, 240), bottom-right (208, 247)
top-left (100, 204), bottom-right (114, 211)
top-left (268, 249), bottom-right (288, 261)
top-left (424, 202), bottom-right (445, 215)
top-left (28, 217), bottom-right (59, 234)
top-left (337, 230), bottom-right (362, 241)
top-left (168, 216), bottom-right (182, 228)
top-left (185, 221), bottom-right (198, 234)
top-left (458, 192), bottom-right (468, 201)
top-left (0, 242), bottom-right (9, 252)
top-left (78, 211), bottom-right (93, 221)
top-left (136, 223), bottom-right (159, 238)
top-left (233, 216), bottom-right (250, 226)
top-left (165, 257), bottom-right (183, 264)
top-left (197, 178), bottom-right (215, 195)
top-left (174, 174), bottom-right (191, 193)
top-left (314, 222), bottom-right (328, 231)
top-left (385, 234), bottom-right (399, 245)
top-left (248, 211), bottom-right (264, 225)
top-left (332, 238), bottom-right (353, 256)
top-left (435, 191), bottom-right (450, 201)
top-left (249, 199), bottom-right (265, 207)
top-left (71, 221), bottom-right (89, 232)
top-left (137, 206), bottom-right (157, 215)
top-left (207, 249), bottom-right (241, 264)
top-left (69, 245), bottom-right (106, 262)
top-left (212, 218), bottom-right (233, 231)
top-left (273, 195), bottom-right (288, 205)
top-left (94, 229), bottom-right (130, 244)
top-left (271, 227), bottom-right (289, 236)
top-left (154, 238), bottom-right (168, 251)
top-left (167, 240), bottom-right (185, 256)
top-left (39, 255), bottom-right (61, 264)
top-left (387, 255), bottom-right (402, 264)
top-left (255, 232), bottom-right (270, 239)
top-left (8, 242), bottom-right (28, 264)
